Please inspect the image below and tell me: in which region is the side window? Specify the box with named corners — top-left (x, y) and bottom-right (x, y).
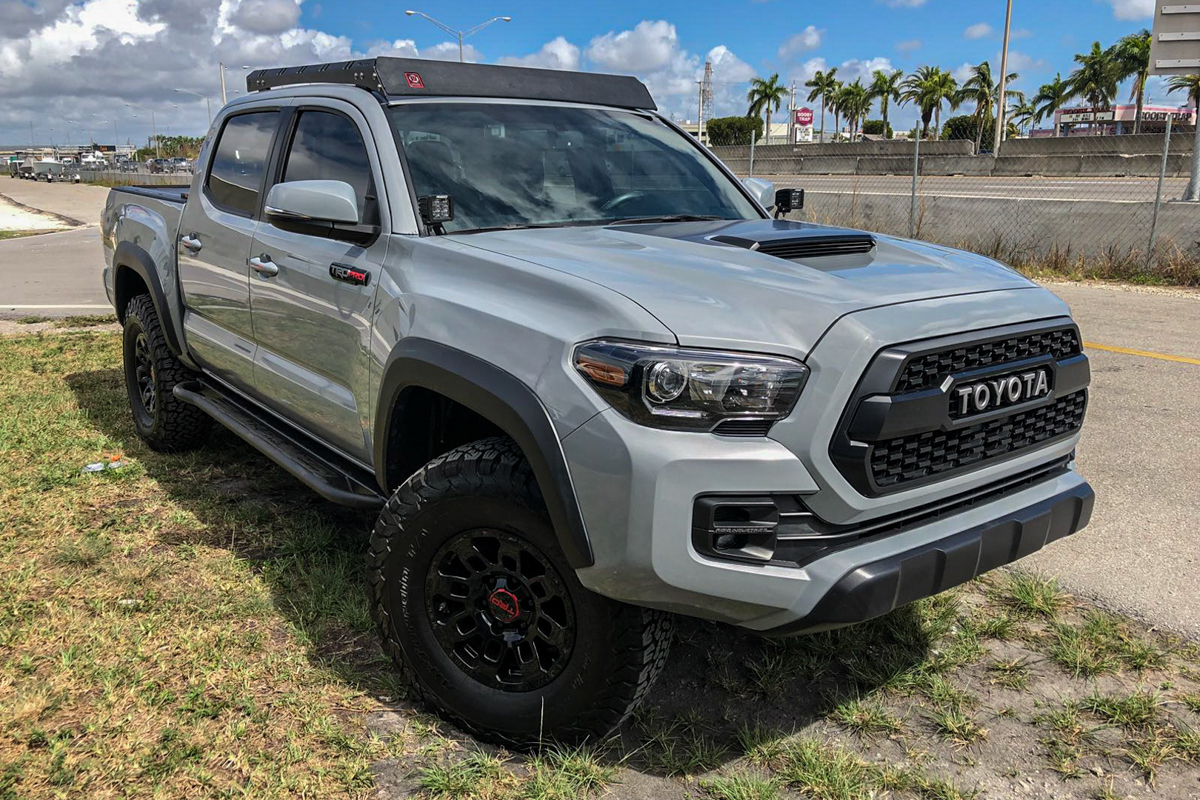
top-left (206, 111), bottom-right (279, 215)
top-left (283, 111), bottom-right (377, 224)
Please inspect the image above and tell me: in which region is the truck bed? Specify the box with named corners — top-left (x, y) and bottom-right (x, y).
top-left (117, 186), bottom-right (189, 204)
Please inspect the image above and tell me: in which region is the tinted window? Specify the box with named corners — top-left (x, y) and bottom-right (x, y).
top-left (389, 103), bottom-right (759, 233)
top-left (207, 111), bottom-right (278, 215)
top-left (283, 111), bottom-right (376, 223)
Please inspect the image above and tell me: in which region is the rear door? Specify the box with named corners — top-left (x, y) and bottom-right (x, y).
top-left (248, 101), bottom-right (388, 461)
top-left (178, 106), bottom-right (284, 392)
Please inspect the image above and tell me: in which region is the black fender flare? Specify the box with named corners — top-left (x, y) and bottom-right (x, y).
top-left (113, 241), bottom-right (184, 357)
top-left (374, 339), bottom-right (594, 569)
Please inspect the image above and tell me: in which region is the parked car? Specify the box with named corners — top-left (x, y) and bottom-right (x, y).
top-left (101, 57), bottom-right (1094, 747)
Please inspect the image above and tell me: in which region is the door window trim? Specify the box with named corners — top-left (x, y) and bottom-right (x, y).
top-left (263, 103), bottom-right (387, 238)
top-left (202, 106), bottom-right (285, 220)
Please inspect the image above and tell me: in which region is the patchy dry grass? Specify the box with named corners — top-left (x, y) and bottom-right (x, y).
top-left (2, 330), bottom-right (1200, 800)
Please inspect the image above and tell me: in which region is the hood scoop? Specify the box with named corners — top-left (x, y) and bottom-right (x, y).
top-left (711, 231), bottom-right (876, 261)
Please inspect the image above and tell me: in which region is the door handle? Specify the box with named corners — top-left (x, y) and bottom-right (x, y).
top-left (180, 234), bottom-right (202, 253)
top-left (249, 254), bottom-right (279, 277)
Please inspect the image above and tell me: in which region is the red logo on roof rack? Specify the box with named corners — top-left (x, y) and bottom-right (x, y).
top-left (404, 72), bottom-right (425, 89)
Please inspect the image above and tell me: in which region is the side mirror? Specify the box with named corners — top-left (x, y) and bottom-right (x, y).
top-left (265, 180), bottom-right (359, 225)
top-left (742, 177), bottom-right (775, 210)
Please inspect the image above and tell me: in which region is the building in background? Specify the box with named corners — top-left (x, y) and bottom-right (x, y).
top-left (1031, 104), bottom-right (1196, 137)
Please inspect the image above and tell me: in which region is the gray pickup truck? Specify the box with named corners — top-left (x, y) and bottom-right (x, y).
top-left (101, 57), bottom-right (1093, 746)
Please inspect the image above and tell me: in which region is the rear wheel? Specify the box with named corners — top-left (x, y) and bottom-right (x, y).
top-left (368, 437), bottom-right (672, 747)
top-left (122, 294), bottom-right (211, 452)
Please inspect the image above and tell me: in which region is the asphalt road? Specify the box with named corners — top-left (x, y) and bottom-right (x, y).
top-left (767, 173), bottom-right (1192, 203)
top-left (2, 179), bottom-right (1198, 637)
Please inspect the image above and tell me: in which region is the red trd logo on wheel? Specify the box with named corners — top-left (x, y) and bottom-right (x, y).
top-left (488, 588), bottom-right (520, 623)
top-left (404, 72), bottom-right (425, 89)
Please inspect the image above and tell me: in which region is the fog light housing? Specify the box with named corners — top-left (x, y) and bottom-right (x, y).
top-left (692, 497), bottom-right (779, 563)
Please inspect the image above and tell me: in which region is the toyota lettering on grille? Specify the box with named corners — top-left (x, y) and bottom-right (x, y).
top-left (953, 368), bottom-right (1050, 417)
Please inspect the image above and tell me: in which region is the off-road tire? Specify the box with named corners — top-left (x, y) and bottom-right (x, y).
top-left (367, 437), bottom-right (672, 747)
top-left (122, 294), bottom-right (211, 452)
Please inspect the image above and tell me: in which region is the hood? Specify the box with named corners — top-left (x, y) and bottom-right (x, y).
top-left (455, 219), bottom-right (1037, 359)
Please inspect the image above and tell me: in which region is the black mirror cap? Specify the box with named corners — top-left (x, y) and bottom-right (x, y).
top-left (774, 188), bottom-right (804, 213)
top-left (418, 194), bottom-right (455, 225)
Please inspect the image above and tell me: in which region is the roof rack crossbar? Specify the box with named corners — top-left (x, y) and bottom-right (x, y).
top-left (246, 57), bottom-right (656, 110)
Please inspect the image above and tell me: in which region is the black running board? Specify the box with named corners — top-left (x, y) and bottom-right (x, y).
top-left (173, 380), bottom-right (386, 510)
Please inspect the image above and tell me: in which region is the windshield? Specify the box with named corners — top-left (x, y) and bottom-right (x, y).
top-left (389, 102), bottom-right (761, 233)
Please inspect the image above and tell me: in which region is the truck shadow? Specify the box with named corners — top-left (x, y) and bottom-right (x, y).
top-left (67, 367), bottom-right (932, 781)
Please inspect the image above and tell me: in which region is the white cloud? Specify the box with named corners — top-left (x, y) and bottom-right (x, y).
top-left (586, 20), bottom-right (679, 73)
top-left (1004, 50), bottom-right (1047, 73)
top-left (420, 41), bottom-right (483, 62)
top-left (951, 62), bottom-right (975, 83)
top-left (228, 0), bottom-right (300, 35)
top-left (837, 57), bottom-right (895, 82)
top-left (497, 37), bottom-right (581, 71)
top-left (778, 25), bottom-right (823, 59)
top-left (964, 23), bottom-right (993, 40)
top-left (895, 38), bottom-right (922, 54)
top-left (1012, 28), bottom-right (1033, 39)
top-left (1107, 0), bottom-right (1153, 20)
top-left (365, 38), bottom-right (419, 58)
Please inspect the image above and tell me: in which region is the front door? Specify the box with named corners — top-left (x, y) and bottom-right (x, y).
top-left (178, 108), bottom-right (283, 392)
top-left (249, 103), bottom-right (388, 461)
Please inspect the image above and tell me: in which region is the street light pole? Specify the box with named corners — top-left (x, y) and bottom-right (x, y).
top-left (127, 103), bottom-right (159, 158)
top-left (219, 62), bottom-right (228, 104)
top-left (175, 88), bottom-right (213, 125)
top-left (404, 10), bottom-right (512, 63)
top-left (993, 0), bottom-right (1014, 155)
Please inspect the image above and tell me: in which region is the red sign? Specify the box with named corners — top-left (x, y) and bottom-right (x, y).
top-left (795, 107), bottom-right (814, 126)
top-left (404, 72), bottom-right (425, 89)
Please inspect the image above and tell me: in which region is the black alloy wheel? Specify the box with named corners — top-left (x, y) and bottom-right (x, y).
top-left (426, 529), bottom-right (575, 692)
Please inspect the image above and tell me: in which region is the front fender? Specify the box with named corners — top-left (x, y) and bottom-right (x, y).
top-left (374, 338), bottom-right (594, 569)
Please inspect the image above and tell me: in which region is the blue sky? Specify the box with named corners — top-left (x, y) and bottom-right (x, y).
top-left (308, 0), bottom-right (1169, 123)
top-left (0, 0), bottom-right (1179, 145)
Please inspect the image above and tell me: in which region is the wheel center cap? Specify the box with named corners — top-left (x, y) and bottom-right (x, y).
top-left (487, 587), bottom-right (521, 623)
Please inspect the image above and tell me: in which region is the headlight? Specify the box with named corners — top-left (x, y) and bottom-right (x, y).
top-left (573, 340), bottom-right (809, 433)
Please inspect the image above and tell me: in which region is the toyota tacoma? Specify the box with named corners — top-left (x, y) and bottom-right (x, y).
top-left (100, 57), bottom-right (1093, 746)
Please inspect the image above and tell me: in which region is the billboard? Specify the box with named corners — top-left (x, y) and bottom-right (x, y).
top-left (794, 107), bottom-right (814, 127)
top-left (1150, 4), bottom-right (1200, 75)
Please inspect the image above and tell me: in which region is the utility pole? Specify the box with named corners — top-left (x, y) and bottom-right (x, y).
top-left (788, 80), bottom-right (797, 146)
top-left (219, 62), bottom-right (228, 104)
top-left (696, 81), bottom-right (704, 145)
top-left (993, 0), bottom-right (1014, 154)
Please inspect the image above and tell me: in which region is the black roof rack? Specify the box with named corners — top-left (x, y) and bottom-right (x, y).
top-left (246, 57), bottom-right (657, 111)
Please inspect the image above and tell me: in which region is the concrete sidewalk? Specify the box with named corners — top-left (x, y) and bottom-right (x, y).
top-left (0, 177), bottom-right (109, 227)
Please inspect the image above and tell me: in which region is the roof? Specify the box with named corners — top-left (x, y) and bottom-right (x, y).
top-left (246, 57), bottom-right (656, 111)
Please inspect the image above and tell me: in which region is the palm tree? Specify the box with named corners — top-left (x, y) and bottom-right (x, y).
top-left (1009, 97), bottom-right (1037, 136)
top-left (868, 69), bottom-right (904, 138)
top-left (902, 66), bottom-right (958, 139)
top-left (957, 61), bottom-right (1020, 153)
top-left (1032, 73), bottom-right (1071, 136)
top-left (829, 80), bottom-right (844, 139)
top-left (804, 68), bottom-right (839, 143)
top-left (1067, 41), bottom-right (1119, 134)
top-left (747, 73), bottom-right (789, 145)
top-left (1110, 30), bottom-right (1152, 134)
top-left (837, 80), bottom-right (872, 140)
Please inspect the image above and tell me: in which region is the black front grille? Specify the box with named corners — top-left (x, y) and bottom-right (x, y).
top-left (713, 418), bottom-right (774, 436)
top-left (870, 391), bottom-right (1086, 488)
top-left (896, 328), bottom-right (1081, 393)
top-left (755, 234), bottom-right (876, 260)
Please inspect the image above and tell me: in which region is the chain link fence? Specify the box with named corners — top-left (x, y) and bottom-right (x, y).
top-left (713, 128), bottom-right (1200, 285)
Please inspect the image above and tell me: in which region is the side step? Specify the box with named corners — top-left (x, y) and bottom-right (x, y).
top-left (174, 380), bottom-right (386, 510)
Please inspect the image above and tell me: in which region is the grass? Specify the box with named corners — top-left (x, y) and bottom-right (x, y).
top-left (998, 572), bottom-right (1070, 619)
top-left (3, 329), bottom-right (1200, 799)
top-left (54, 314), bottom-right (118, 328)
top-left (0, 229), bottom-right (59, 240)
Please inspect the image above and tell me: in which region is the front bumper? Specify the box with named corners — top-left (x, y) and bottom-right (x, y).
top-left (764, 478), bottom-right (1094, 635)
top-left (563, 408), bottom-right (1093, 632)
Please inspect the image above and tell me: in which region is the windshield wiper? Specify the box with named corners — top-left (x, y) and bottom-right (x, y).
top-left (605, 215), bottom-right (728, 226)
top-left (448, 223), bottom-right (563, 235)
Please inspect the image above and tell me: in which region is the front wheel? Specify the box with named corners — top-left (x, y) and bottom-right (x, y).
top-left (368, 437), bottom-right (672, 747)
